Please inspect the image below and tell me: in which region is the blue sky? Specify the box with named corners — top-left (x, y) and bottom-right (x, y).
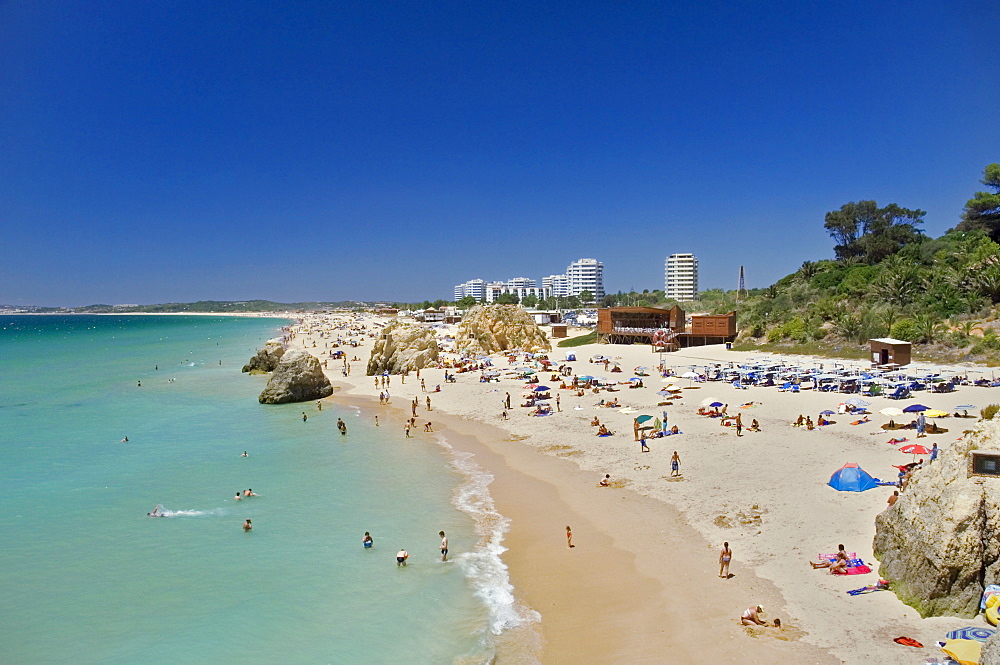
top-left (2, 1), bottom-right (997, 306)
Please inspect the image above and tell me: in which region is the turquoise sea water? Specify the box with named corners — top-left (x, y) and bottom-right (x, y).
top-left (0, 315), bottom-right (530, 664)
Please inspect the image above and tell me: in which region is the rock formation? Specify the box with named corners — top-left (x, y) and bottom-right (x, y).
top-left (873, 417), bottom-right (1000, 617)
top-left (983, 632), bottom-right (1000, 665)
top-left (258, 349), bottom-right (333, 404)
top-left (242, 338), bottom-right (285, 373)
top-left (366, 322), bottom-right (439, 375)
top-left (455, 305), bottom-right (551, 356)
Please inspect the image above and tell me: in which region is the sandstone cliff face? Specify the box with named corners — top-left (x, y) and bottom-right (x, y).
top-left (242, 339), bottom-right (285, 373)
top-left (983, 632), bottom-right (1000, 665)
top-left (258, 349), bottom-right (333, 404)
top-left (455, 305), bottom-right (551, 356)
top-left (366, 322), bottom-right (439, 375)
top-left (873, 418), bottom-right (1000, 617)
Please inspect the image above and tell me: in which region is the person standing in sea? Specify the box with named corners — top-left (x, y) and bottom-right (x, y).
top-left (439, 531), bottom-right (448, 561)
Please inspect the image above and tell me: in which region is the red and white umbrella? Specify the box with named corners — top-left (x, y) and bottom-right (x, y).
top-left (899, 443), bottom-right (931, 461)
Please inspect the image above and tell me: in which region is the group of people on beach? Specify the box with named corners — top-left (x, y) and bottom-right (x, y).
top-left (362, 531), bottom-right (448, 567)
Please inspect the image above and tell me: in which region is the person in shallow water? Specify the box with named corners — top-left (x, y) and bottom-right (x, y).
top-left (363, 532), bottom-right (373, 548)
top-left (243, 519), bottom-right (252, 532)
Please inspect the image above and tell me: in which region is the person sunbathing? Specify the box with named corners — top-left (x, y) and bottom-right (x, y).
top-left (850, 415), bottom-right (870, 425)
top-left (805, 417), bottom-right (815, 430)
top-left (811, 546), bottom-right (849, 572)
top-left (597, 425), bottom-right (611, 436)
top-left (818, 415), bottom-right (829, 426)
top-left (793, 414), bottom-right (804, 427)
top-left (749, 419), bottom-right (760, 432)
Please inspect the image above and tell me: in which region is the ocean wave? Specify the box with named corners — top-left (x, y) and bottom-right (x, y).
top-left (147, 507), bottom-right (226, 518)
top-left (433, 434), bottom-right (541, 663)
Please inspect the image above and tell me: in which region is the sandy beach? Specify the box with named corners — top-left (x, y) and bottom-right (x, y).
top-left (285, 313), bottom-right (997, 664)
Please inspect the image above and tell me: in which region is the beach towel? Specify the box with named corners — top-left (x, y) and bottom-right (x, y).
top-left (876, 480), bottom-right (897, 486)
top-left (842, 564), bottom-right (872, 575)
top-left (893, 637), bottom-right (923, 648)
top-left (847, 580), bottom-right (889, 595)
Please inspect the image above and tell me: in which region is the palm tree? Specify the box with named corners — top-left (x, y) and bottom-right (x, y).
top-left (798, 261), bottom-right (819, 280)
top-left (911, 313), bottom-right (945, 344)
top-left (955, 319), bottom-right (984, 339)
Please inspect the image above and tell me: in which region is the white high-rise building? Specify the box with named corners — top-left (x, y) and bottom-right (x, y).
top-left (542, 274), bottom-right (571, 297)
top-left (566, 258), bottom-right (605, 301)
top-left (507, 277), bottom-right (537, 289)
top-left (453, 279), bottom-right (486, 302)
top-left (664, 253), bottom-right (699, 301)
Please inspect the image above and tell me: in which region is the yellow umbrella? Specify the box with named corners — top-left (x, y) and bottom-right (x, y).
top-left (924, 409), bottom-right (949, 418)
top-left (942, 638), bottom-right (982, 665)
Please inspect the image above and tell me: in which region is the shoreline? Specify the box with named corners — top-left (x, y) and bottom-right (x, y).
top-left (287, 313), bottom-right (998, 664)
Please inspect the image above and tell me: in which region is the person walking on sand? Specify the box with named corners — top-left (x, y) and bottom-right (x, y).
top-left (719, 542), bottom-right (732, 578)
top-left (505, 392), bottom-right (511, 409)
top-left (404, 422), bottom-right (412, 438)
top-left (426, 396), bottom-right (431, 411)
top-left (641, 437), bottom-right (649, 452)
top-left (566, 525), bottom-right (574, 548)
top-left (556, 395), bottom-right (561, 412)
top-left (670, 451), bottom-right (681, 477)
top-left (439, 531), bottom-right (448, 561)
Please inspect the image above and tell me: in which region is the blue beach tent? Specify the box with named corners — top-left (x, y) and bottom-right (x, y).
top-left (829, 463), bottom-right (878, 492)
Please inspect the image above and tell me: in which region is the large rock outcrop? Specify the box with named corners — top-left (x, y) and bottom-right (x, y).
top-left (985, 633), bottom-right (1000, 665)
top-left (258, 349), bottom-right (333, 404)
top-left (455, 305), bottom-right (551, 356)
top-left (873, 417), bottom-right (1000, 617)
top-left (242, 338), bottom-right (285, 373)
top-left (367, 322), bottom-right (439, 375)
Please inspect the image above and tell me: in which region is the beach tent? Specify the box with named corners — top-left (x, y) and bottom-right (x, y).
top-left (828, 463), bottom-right (878, 492)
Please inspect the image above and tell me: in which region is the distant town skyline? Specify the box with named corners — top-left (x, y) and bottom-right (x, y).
top-left (2, 2), bottom-right (996, 307)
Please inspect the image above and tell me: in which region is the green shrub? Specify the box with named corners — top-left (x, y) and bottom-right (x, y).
top-left (982, 404), bottom-right (1000, 421)
top-left (890, 319), bottom-right (921, 342)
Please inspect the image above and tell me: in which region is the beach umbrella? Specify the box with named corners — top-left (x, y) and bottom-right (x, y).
top-left (903, 403), bottom-right (930, 413)
top-left (656, 389), bottom-right (673, 396)
top-left (946, 626), bottom-right (995, 642)
top-left (956, 405), bottom-right (977, 411)
top-left (845, 397), bottom-right (870, 407)
top-left (681, 371), bottom-right (699, 379)
top-left (941, 638), bottom-right (982, 665)
top-left (899, 444), bottom-right (931, 460)
top-left (820, 409), bottom-right (836, 415)
top-left (635, 415), bottom-right (654, 423)
top-left (709, 401), bottom-right (724, 408)
top-left (628, 377), bottom-right (643, 382)
top-left (699, 397), bottom-right (718, 407)
top-left (924, 409), bottom-right (949, 418)
top-left (533, 385), bottom-right (550, 392)
top-left (578, 375), bottom-right (594, 381)
top-left (879, 407), bottom-right (904, 417)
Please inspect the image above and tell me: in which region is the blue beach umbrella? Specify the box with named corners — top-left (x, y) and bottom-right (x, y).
top-left (635, 415), bottom-right (654, 423)
top-left (533, 385), bottom-right (551, 392)
top-left (903, 403), bottom-right (930, 413)
top-left (578, 375), bottom-right (594, 381)
top-left (946, 626), bottom-right (995, 642)
top-left (820, 409), bottom-right (836, 415)
top-left (709, 401), bottom-right (724, 408)
top-left (956, 405), bottom-right (977, 411)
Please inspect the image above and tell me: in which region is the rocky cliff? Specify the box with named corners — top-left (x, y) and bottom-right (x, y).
top-left (873, 417), bottom-right (1000, 617)
top-left (455, 305), bottom-right (551, 356)
top-left (366, 322), bottom-right (439, 375)
top-left (242, 338), bottom-right (285, 373)
top-left (258, 349), bottom-right (333, 404)
top-left (985, 633), bottom-right (1000, 665)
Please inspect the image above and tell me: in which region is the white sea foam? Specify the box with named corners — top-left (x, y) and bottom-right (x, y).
top-left (149, 507), bottom-right (226, 518)
top-left (433, 434), bottom-right (541, 663)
